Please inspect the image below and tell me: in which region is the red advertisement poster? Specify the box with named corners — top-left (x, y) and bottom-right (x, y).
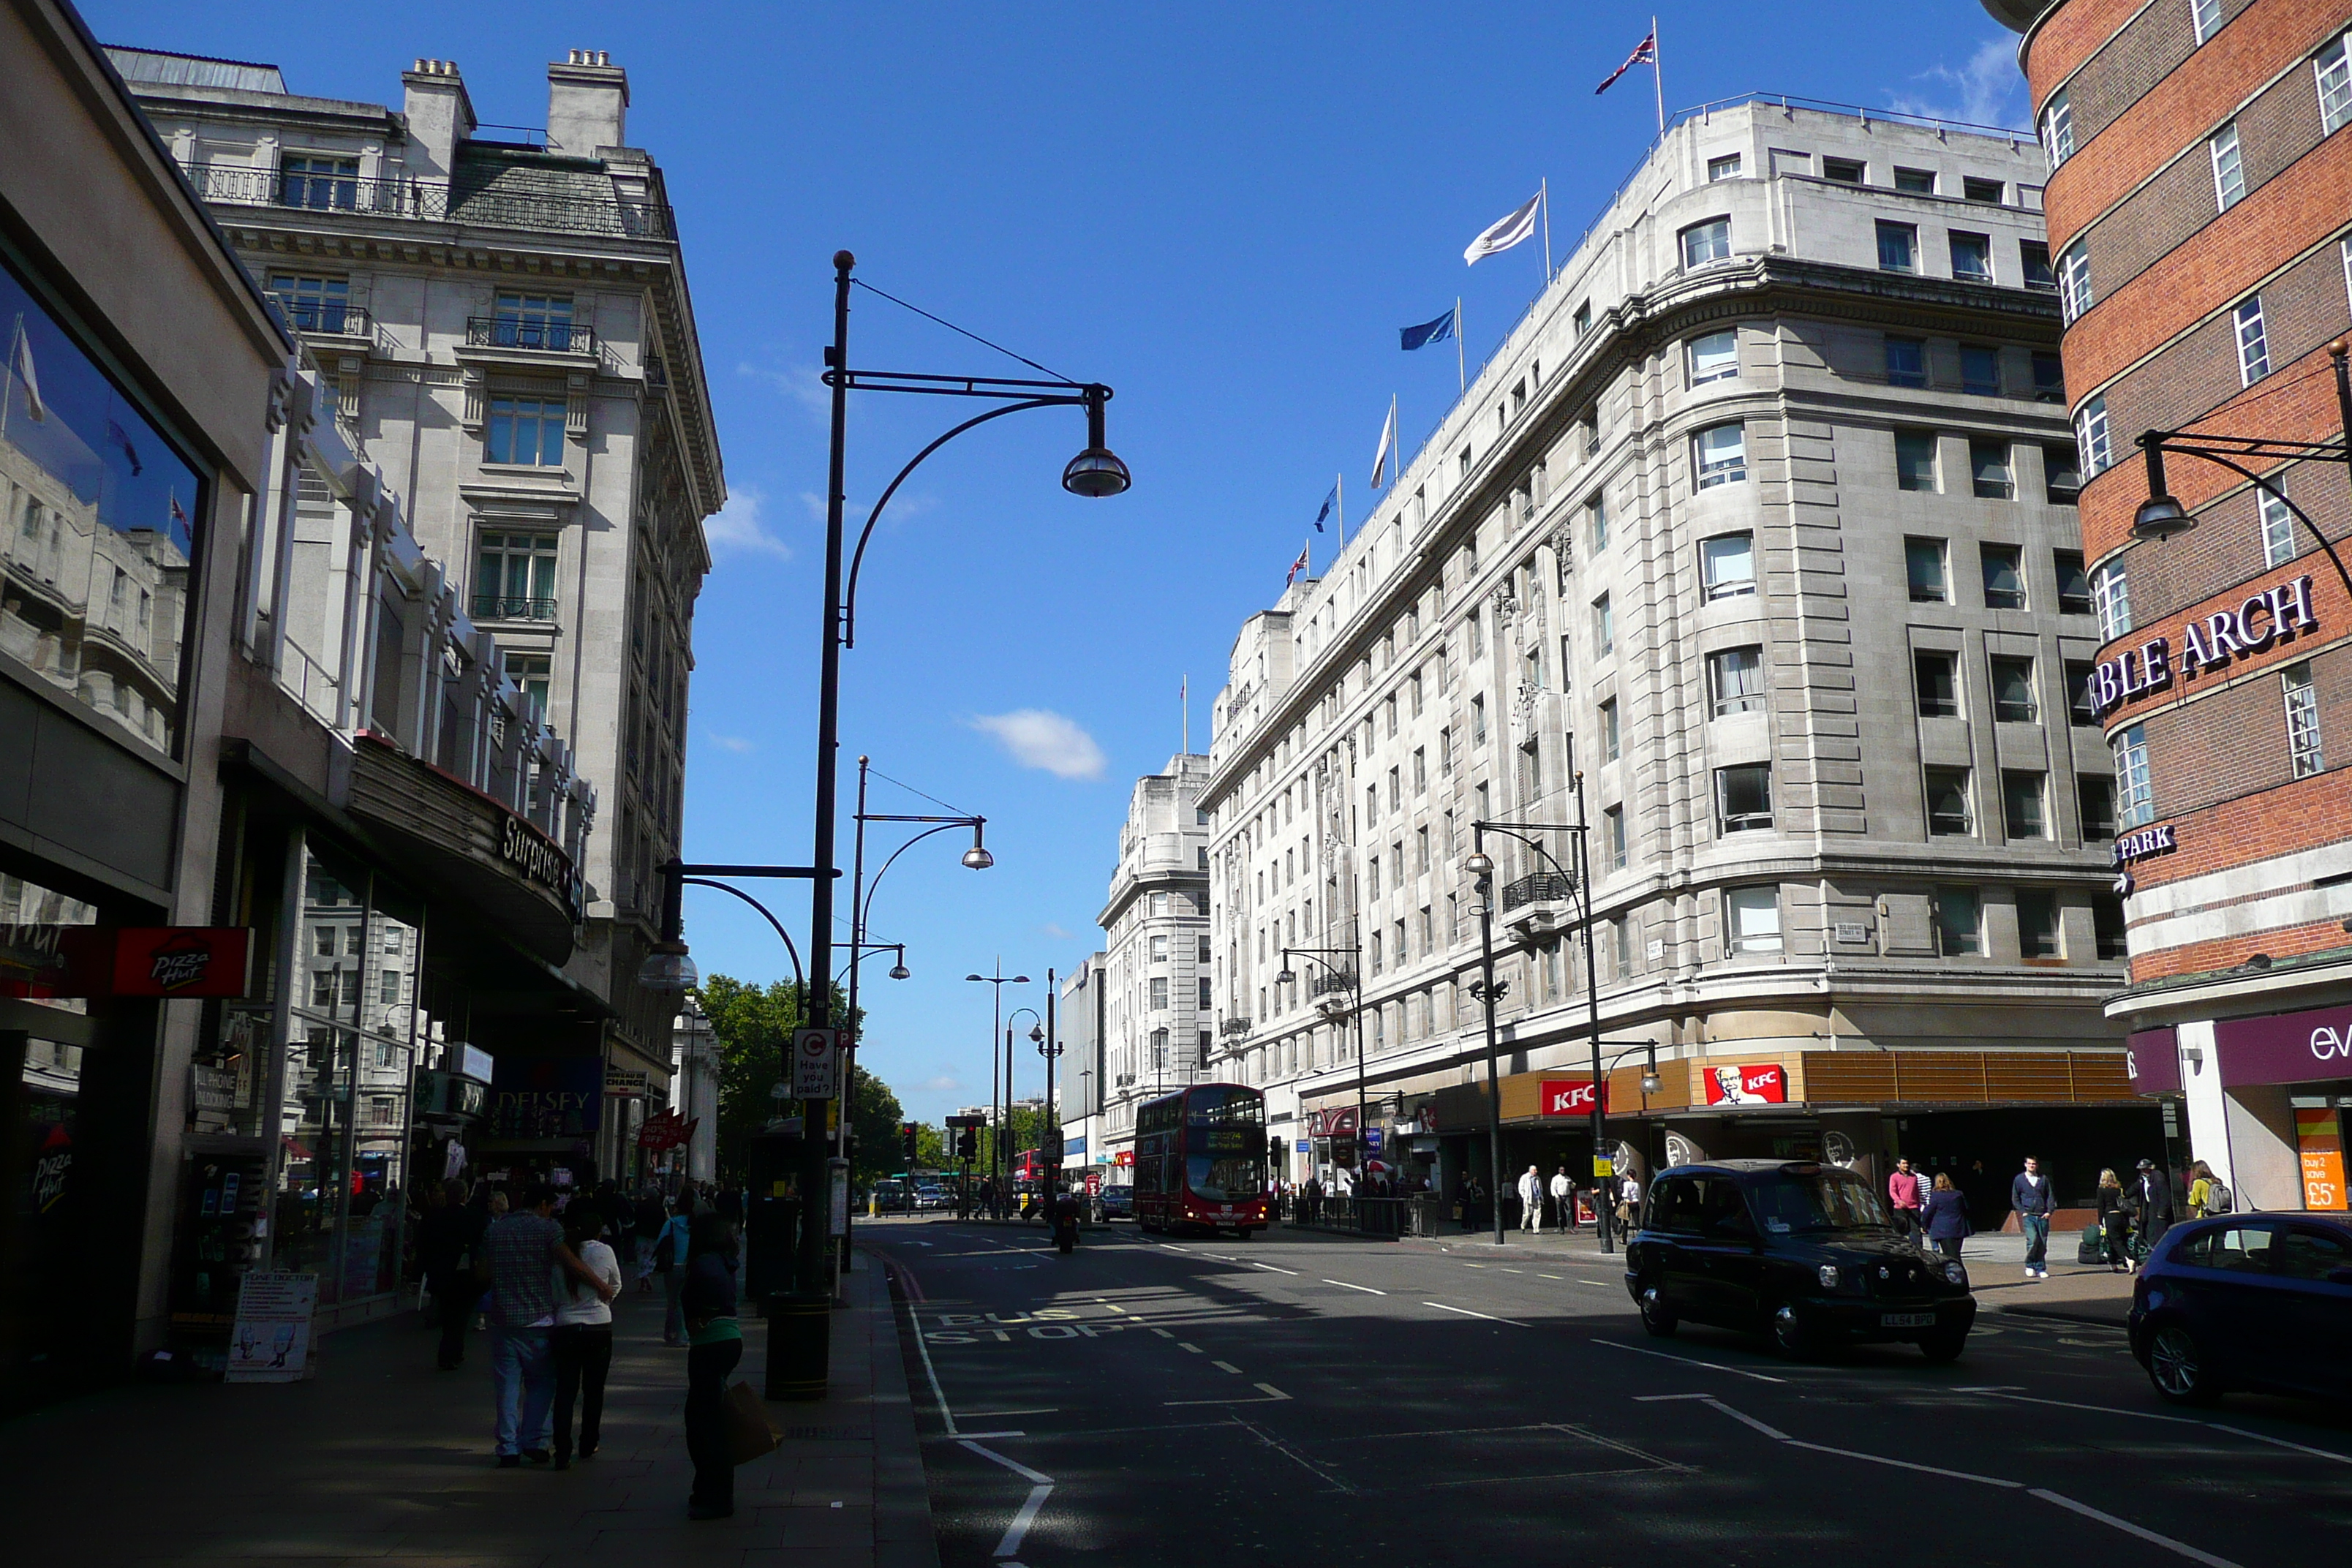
top-left (110, 928), bottom-right (253, 998)
top-left (1703, 1063), bottom-right (1788, 1105)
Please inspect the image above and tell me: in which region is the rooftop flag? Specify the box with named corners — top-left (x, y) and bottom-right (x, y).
top-left (1286, 540), bottom-right (1311, 587)
top-left (1313, 483), bottom-right (1336, 533)
top-left (1399, 308), bottom-right (1455, 352)
top-left (1595, 28), bottom-right (1656, 94)
top-left (1370, 397), bottom-right (1398, 489)
top-left (1463, 194), bottom-right (1541, 265)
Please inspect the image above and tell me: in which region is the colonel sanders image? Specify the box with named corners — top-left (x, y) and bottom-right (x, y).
top-left (1711, 1066), bottom-right (1768, 1105)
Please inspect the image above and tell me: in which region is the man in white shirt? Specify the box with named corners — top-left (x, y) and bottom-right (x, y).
top-left (1548, 1166), bottom-right (1576, 1232)
top-left (1518, 1165), bottom-right (1545, 1232)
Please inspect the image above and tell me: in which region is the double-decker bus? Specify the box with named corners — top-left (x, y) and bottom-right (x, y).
top-left (1134, 1082), bottom-right (1270, 1237)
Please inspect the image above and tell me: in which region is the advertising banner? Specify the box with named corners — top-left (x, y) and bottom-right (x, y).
top-left (225, 1272), bottom-right (317, 1383)
top-left (1539, 1078), bottom-right (1606, 1117)
top-left (2296, 1107), bottom-right (2346, 1211)
top-left (2214, 1004), bottom-right (2352, 1088)
top-left (489, 1056), bottom-right (603, 1138)
top-left (1703, 1063), bottom-right (1789, 1105)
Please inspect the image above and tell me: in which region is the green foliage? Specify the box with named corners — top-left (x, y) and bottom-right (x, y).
top-left (847, 1062), bottom-right (905, 1186)
top-left (695, 973), bottom-right (859, 1181)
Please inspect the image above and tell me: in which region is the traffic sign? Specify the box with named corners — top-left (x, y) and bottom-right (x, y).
top-left (791, 1027), bottom-right (840, 1098)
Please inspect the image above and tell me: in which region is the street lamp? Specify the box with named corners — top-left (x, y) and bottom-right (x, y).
top-left (1007, 1005), bottom-right (1044, 1206)
top-left (1277, 943), bottom-right (1365, 1197)
top-left (966, 967), bottom-right (1030, 1212)
top-left (1033, 973), bottom-right (1063, 1194)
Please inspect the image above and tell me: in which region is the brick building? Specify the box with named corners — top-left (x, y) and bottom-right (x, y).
top-left (1989, 0), bottom-right (2352, 1210)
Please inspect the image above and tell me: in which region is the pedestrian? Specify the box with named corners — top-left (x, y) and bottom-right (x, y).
top-left (682, 1213), bottom-right (743, 1520)
top-left (1460, 1175), bottom-right (1483, 1232)
top-left (1550, 1166), bottom-right (1575, 1232)
top-left (2010, 1156), bottom-right (2057, 1281)
top-left (1921, 1172), bottom-right (1971, 1263)
top-left (1616, 1170), bottom-right (1643, 1236)
top-left (2187, 1160), bottom-right (2232, 1218)
top-left (631, 1186), bottom-right (666, 1292)
top-left (2129, 1158), bottom-right (2175, 1262)
top-left (550, 1205), bottom-right (620, 1469)
top-left (481, 1183), bottom-right (612, 1467)
top-left (655, 1191), bottom-right (694, 1346)
top-left (1887, 1157), bottom-right (1923, 1238)
top-left (2095, 1168), bottom-right (2131, 1272)
top-left (419, 1177), bottom-right (481, 1370)
top-left (1518, 1165), bottom-right (1544, 1233)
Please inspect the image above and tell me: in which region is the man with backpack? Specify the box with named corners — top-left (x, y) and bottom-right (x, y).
top-left (2010, 1156), bottom-right (2057, 1281)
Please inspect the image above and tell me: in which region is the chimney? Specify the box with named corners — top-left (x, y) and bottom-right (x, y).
top-left (399, 59), bottom-right (475, 181)
top-left (547, 49), bottom-right (627, 157)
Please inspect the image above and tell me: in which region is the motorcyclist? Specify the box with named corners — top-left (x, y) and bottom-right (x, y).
top-left (1049, 1184), bottom-right (1081, 1254)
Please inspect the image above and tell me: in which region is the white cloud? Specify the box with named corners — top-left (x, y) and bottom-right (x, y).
top-left (1040, 921), bottom-right (1074, 941)
top-left (709, 734), bottom-right (754, 754)
top-left (966, 709), bottom-right (1107, 780)
top-left (738, 360), bottom-right (831, 417)
top-left (922, 1074), bottom-right (962, 1094)
top-left (704, 483), bottom-right (793, 559)
top-left (1890, 37), bottom-right (2027, 129)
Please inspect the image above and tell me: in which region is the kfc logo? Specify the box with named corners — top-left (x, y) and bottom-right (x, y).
top-left (1704, 1063), bottom-right (1787, 1105)
top-left (1539, 1079), bottom-right (1607, 1117)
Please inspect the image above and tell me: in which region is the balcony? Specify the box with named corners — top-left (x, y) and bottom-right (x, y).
top-left (278, 301), bottom-right (372, 340)
top-left (472, 594), bottom-right (559, 623)
top-left (466, 317), bottom-right (597, 355)
top-left (1500, 871), bottom-right (1573, 913)
top-left (182, 163), bottom-right (677, 242)
top-left (1218, 1017), bottom-right (1251, 1039)
top-left (1311, 969), bottom-right (1357, 998)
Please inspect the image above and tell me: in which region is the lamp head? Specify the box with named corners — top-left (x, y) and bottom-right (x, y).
top-left (1061, 385), bottom-right (1130, 498)
top-left (2132, 435), bottom-right (2195, 542)
top-left (1641, 1069), bottom-right (1664, 1095)
top-left (965, 973), bottom-right (986, 982)
top-left (1275, 966), bottom-right (1297, 985)
top-left (1465, 851), bottom-right (1494, 878)
top-left (1014, 975), bottom-right (1032, 984)
top-left (1030, 1024), bottom-right (1045, 1044)
top-left (637, 941), bottom-right (698, 992)
top-left (962, 821), bottom-right (995, 870)
top-left (889, 960), bottom-right (911, 981)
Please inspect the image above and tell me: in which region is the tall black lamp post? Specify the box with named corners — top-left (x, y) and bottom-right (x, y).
top-left (1275, 944), bottom-right (1366, 1188)
top-left (965, 967), bottom-right (1030, 1214)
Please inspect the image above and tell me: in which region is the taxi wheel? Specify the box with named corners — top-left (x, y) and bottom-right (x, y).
top-left (1637, 1283), bottom-right (1678, 1338)
top-left (2146, 1322), bottom-right (2220, 1406)
top-left (1770, 1303), bottom-right (1817, 1359)
top-left (1918, 1327), bottom-right (1968, 1363)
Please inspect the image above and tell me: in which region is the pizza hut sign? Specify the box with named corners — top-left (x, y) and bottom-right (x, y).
top-left (112, 928), bottom-right (253, 998)
top-left (2087, 573), bottom-right (2318, 719)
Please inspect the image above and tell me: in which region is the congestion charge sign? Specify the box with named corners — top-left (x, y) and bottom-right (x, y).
top-left (2088, 573), bottom-right (2318, 718)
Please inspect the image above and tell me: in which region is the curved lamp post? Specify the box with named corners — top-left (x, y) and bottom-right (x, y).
top-left (965, 966), bottom-right (1031, 1211)
top-left (1007, 1004), bottom-right (1044, 1200)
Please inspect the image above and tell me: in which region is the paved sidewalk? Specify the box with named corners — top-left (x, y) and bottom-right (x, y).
top-left (0, 1254), bottom-right (937, 1567)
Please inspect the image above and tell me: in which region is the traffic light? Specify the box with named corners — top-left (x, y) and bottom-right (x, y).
top-left (900, 1121), bottom-right (919, 1161)
top-left (954, 1126), bottom-right (977, 1160)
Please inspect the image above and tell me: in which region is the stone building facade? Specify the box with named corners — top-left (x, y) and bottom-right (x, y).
top-left (1991, 0), bottom-right (2352, 1212)
top-left (1202, 99), bottom-right (2152, 1207)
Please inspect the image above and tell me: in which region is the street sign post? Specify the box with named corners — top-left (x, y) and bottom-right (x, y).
top-left (792, 1028), bottom-right (840, 1098)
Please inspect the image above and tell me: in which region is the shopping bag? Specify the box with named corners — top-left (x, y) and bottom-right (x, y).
top-left (722, 1379), bottom-right (781, 1465)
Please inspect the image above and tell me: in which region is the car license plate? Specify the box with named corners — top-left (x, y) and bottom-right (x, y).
top-left (1880, 1311), bottom-right (1935, 1329)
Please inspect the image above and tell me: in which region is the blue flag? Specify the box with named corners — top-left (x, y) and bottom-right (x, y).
top-left (1400, 309), bottom-right (1455, 352)
top-left (1313, 485), bottom-right (1336, 532)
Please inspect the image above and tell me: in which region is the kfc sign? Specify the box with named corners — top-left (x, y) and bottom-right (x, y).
top-left (1704, 1063), bottom-right (1788, 1105)
top-left (1539, 1079), bottom-right (1607, 1117)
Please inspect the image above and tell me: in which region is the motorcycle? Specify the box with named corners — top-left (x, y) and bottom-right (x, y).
top-left (1049, 1192), bottom-right (1080, 1254)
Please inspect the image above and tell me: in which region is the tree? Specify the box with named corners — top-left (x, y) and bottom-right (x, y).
top-left (695, 974), bottom-right (859, 1182)
top-left (846, 1063), bottom-right (905, 1187)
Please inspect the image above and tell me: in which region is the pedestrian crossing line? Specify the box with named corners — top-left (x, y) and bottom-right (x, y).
top-left (1212, 1360), bottom-right (1243, 1374)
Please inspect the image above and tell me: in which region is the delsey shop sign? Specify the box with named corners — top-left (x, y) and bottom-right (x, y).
top-left (2089, 573), bottom-right (2318, 718)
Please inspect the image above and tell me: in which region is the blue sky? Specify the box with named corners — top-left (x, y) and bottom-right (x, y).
top-left (87, 1), bottom-right (2031, 1124)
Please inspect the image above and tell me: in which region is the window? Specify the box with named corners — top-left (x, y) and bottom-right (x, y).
top-left (2078, 777), bottom-right (2117, 840)
top-left (1439, 726), bottom-right (1453, 775)
top-left (1150, 976), bottom-right (1169, 1009)
top-left (1893, 166), bottom-right (1937, 195)
top-left (1907, 538), bottom-right (1950, 603)
top-left (504, 650), bottom-right (551, 719)
top-left (1877, 222), bottom-right (1918, 272)
top-left (1471, 694), bottom-right (1487, 744)
top-left (486, 396), bottom-right (566, 466)
top-left (475, 530), bottom-right (559, 620)
top-left (2019, 892), bottom-right (2062, 958)
top-left (2258, 486), bottom-right (2298, 568)
top-left (491, 291), bottom-right (577, 351)
top-left (2057, 240), bottom-right (2093, 323)
top-left (2277, 1224), bottom-right (2352, 1280)
top-left (2321, 34), bottom-right (2352, 135)
top-left (1199, 977), bottom-right (1213, 1009)
top-left (2285, 663), bottom-right (2324, 777)
top-left (2235, 296), bottom-right (2270, 384)
top-left (2094, 894), bottom-right (2128, 959)
top-left (1707, 152), bottom-right (1742, 181)
top-left (2093, 558), bottom-right (2132, 640)
top-left (1469, 606), bottom-right (1484, 656)
top-left (1592, 593), bottom-right (1613, 656)
top-left (1413, 747), bottom-right (1426, 794)
top-left (1573, 301), bottom-right (1593, 338)
top-left (268, 272), bottom-right (350, 333)
top-left (1605, 806), bottom-right (1628, 870)
top-left (1727, 886), bottom-right (1782, 954)
top-left (1681, 216), bottom-right (1731, 268)
top-left (1990, 655), bottom-right (2038, 721)
top-left (2046, 445), bottom-right (2084, 505)
top-left (2211, 123), bottom-right (2247, 211)
top-left (1701, 532), bottom-right (1756, 600)
top-left (1950, 231), bottom-right (1992, 282)
top-left (1971, 440), bottom-right (2014, 500)
top-left (1710, 646), bottom-right (1765, 715)
top-left (2032, 352), bottom-right (2065, 403)
top-left (1695, 422), bottom-right (1746, 487)
top-left (2040, 88), bottom-right (2074, 167)
top-left (2075, 394), bottom-right (2111, 478)
top-left (1590, 493), bottom-right (1610, 550)
top-left (2003, 771), bottom-right (2048, 838)
top-left (2190, 0), bottom-right (2223, 42)
top-left (1717, 764), bottom-right (1772, 833)
top-left (1885, 336), bottom-right (1928, 388)
top-left (1960, 344), bottom-right (1999, 396)
top-left (1964, 176), bottom-right (2005, 204)
top-left (1151, 934), bottom-right (1169, 962)
top-left (1688, 330), bottom-right (1738, 385)
top-left (2020, 239), bottom-right (2055, 290)
top-left (1370, 932), bottom-right (1383, 975)
top-left (2067, 659), bottom-right (2099, 725)
top-left (1926, 767), bottom-right (1974, 835)
top-left (1937, 887), bottom-right (1983, 955)
top-left (1915, 651), bottom-right (1959, 717)
top-left (1824, 157), bottom-right (1866, 184)
top-left (1980, 544), bottom-right (2027, 608)
top-left (1600, 698), bottom-right (1621, 761)
top-left (279, 153), bottom-right (358, 209)
top-left (1896, 431), bottom-right (1940, 492)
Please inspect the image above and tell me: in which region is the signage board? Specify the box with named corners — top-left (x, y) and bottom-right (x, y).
top-left (791, 1027), bottom-right (840, 1098)
top-left (2089, 573), bottom-right (2318, 718)
top-left (112, 927), bottom-right (254, 997)
top-left (1084, 1170), bottom-right (1103, 1195)
top-left (489, 1055), bottom-right (603, 1137)
top-left (1539, 1078), bottom-right (1607, 1117)
top-left (944, 1113), bottom-right (985, 1128)
top-left (2295, 1107), bottom-right (2347, 1211)
top-left (225, 1271), bottom-right (317, 1383)
top-left (1296, 1139), bottom-right (1312, 1153)
top-left (2125, 1028), bottom-right (2181, 1095)
top-left (1044, 1127), bottom-right (1065, 1160)
top-left (2213, 1003), bottom-right (2352, 1088)
top-left (1702, 1063), bottom-right (1789, 1105)
top-left (604, 1068), bottom-right (652, 1098)
top-left (459, 1044), bottom-right (494, 1084)
top-left (1592, 1156), bottom-right (1616, 1178)
top-left (1364, 1128), bottom-right (1382, 1150)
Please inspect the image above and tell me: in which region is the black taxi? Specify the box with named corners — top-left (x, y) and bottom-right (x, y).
top-left (1624, 1160), bottom-right (1977, 1360)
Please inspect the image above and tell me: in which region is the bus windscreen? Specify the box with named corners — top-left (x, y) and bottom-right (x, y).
top-left (1185, 1086), bottom-right (1265, 1200)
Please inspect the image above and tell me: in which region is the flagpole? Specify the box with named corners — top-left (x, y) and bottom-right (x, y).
top-left (1182, 675), bottom-right (1189, 756)
top-left (1652, 15), bottom-right (1665, 135)
top-left (1541, 177), bottom-right (1552, 280)
top-left (1, 315), bottom-right (19, 441)
top-left (1455, 298), bottom-right (1465, 396)
top-left (1336, 471), bottom-right (1344, 542)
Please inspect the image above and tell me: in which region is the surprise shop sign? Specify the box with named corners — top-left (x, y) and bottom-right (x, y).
top-left (2087, 573), bottom-right (2318, 718)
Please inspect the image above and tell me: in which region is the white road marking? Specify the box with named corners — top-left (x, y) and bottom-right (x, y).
top-left (1424, 1301), bottom-right (1529, 1327)
top-left (1961, 1388), bottom-right (2352, 1466)
top-left (1235, 1416), bottom-right (1356, 1493)
top-left (907, 1282), bottom-right (961, 1434)
top-left (1594, 1339), bottom-right (1787, 1384)
top-left (2028, 1489), bottom-right (2242, 1567)
top-left (1096, 1298), bottom-right (1128, 1313)
top-left (1149, 1327), bottom-right (1175, 1338)
top-left (1165, 1382), bottom-right (1293, 1407)
top-left (2207, 1424), bottom-right (2352, 1466)
top-left (1537, 1273), bottom-right (1564, 1281)
top-left (957, 1441), bottom-right (1053, 1559)
top-left (1254, 1382), bottom-right (1292, 1401)
top-left (1246, 1261), bottom-right (1301, 1275)
top-left (1322, 1278), bottom-right (1385, 1294)
top-left (1212, 1360), bottom-right (1243, 1374)
top-left (1178, 1341), bottom-right (1204, 1353)
top-left (1574, 1278), bottom-right (1613, 1288)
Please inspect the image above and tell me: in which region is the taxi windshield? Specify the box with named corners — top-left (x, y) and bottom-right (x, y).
top-left (1747, 1169), bottom-right (1892, 1234)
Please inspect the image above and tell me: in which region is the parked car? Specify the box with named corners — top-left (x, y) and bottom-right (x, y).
top-left (1096, 1185), bottom-right (1134, 1220)
top-left (2127, 1212), bottom-right (2352, 1406)
top-left (1624, 1160), bottom-right (1976, 1360)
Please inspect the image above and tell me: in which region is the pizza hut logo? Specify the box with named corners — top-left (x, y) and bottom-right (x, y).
top-left (146, 934), bottom-right (217, 992)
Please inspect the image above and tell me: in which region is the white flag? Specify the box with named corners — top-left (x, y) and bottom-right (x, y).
top-left (1463, 193), bottom-right (1540, 265)
top-left (1369, 399), bottom-right (1397, 489)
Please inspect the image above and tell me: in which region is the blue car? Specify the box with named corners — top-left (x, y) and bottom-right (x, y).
top-left (2127, 1212), bottom-right (2352, 1405)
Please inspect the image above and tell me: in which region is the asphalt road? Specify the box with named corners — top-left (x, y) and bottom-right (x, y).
top-left (864, 1217), bottom-right (2352, 1568)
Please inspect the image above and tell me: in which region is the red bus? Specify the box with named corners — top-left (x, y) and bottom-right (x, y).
top-left (1135, 1082), bottom-right (1270, 1237)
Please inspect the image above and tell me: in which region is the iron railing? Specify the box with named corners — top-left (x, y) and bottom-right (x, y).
top-left (1311, 969), bottom-right (1357, 998)
top-left (1501, 871), bottom-right (1573, 913)
top-left (181, 162), bottom-right (678, 242)
top-left (466, 317), bottom-right (596, 355)
top-left (279, 301), bottom-right (371, 339)
top-left (1218, 1017), bottom-right (1252, 1038)
top-left (471, 594), bottom-right (559, 622)
top-left (1281, 1194), bottom-right (1450, 1238)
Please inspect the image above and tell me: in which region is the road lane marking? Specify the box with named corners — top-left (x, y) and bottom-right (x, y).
top-left (2208, 1424), bottom-right (2352, 1466)
top-left (1212, 1360), bottom-right (1243, 1374)
top-left (1165, 1382), bottom-right (1293, 1406)
top-left (904, 1277), bottom-right (961, 1434)
top-left (2028, 1490), bottom-right (2240, 1567)
top-left (1594, 1338), bottom-right (1787, 1384)
top-left (1959, 1388), bottom-right (2352, 1465)
top-left (1575, 1278), bottom-right (1613, 1287)
top-left (958, 1441), bottom-right (1053, 1559)
top-left (1095, 1298), bottom-right (1128, 1313)
top-left (1254, 1382), bottom-right (1292, 1401)
top-left (1178, 1341), bottom-right (1204, 1353)
top-left (1322, 1278), bottom-right (1386, 1294)
top-left (1424, 1301), bottom-right (1529, 1327)
top-left (1234, 1416), bottom-right (1356, 1494)
top-left (1462, 1262), bottom-right (1487, 1268)
top-left (1148, 1327), bottom-right (1175, 1338)
top-left (1537, 1273), bottom-right (1564, 1281)
top-left (1499, 1267), bottom-right (1524, 1274)
top-left (1245, 1261), bottom-right (1301, 1275)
